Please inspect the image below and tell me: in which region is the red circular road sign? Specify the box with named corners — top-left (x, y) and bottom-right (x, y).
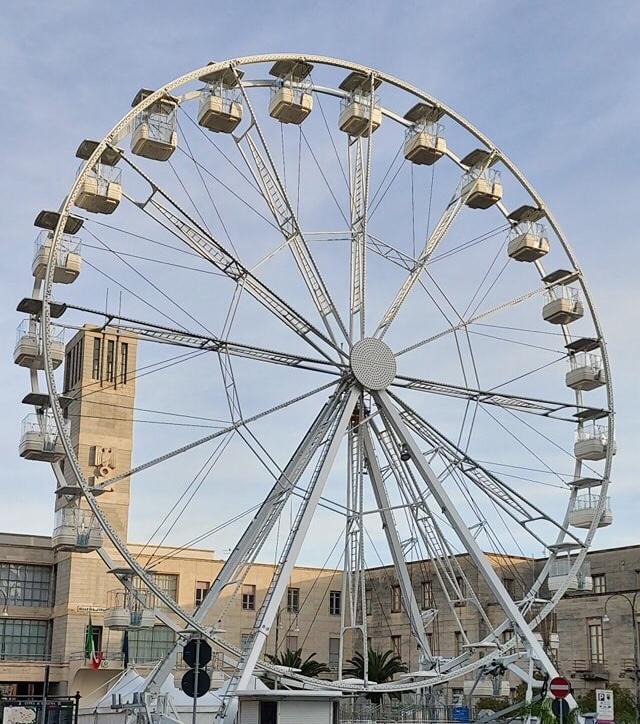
top-left (549, 676), bottom-right (572, 699)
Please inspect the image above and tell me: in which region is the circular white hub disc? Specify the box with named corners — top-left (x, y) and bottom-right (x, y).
top-left (350, 337), bottom-right (397, 390)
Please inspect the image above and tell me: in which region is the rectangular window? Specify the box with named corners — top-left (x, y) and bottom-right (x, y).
top-left (128, 625), bottom-right (174, 663)
top-left (195, 581), bottom-right (210, 607)
top-left (286, 635), bottom-right (298, 652)
top-left (588, 617), bottom-right (604, 664)
top-left (328, 637), bottom-right (340, 668)
top-left (92, 338), bottom-right (102, 380)
top-left (329, 590), bottom-right (341, 616)
top-left (391, 585), bottom-right (402, 613)
top-left (366, 588), bottom-right (372, 616)
top-left (454, 630), bottom-right (466, 657)
top-left (287, 587), bottom-right (300, 613)
top-left (456, 576), bottom-right (466, 605)
top-left (85, 624), bottom-right (103, 654)
top-left (69, 344), bottom-right (77, 388)
top-left (120, 342), bottom-right (129, 384)
top-left (106, 340), bottom-right (115, 382)
top-left (0, 619), bottom-right (49, 661)
top-left (391, 635), bottom-right (402, 657)
top-left (135, 573), bottom-right (177, 611)
top-left (502, 577), bottom-right (515, 598)
top-left (592, 574), bottom-right (606, 595)
top-left (422, 580), bottom-right (434, 609)
top-left (240, 633), bottom-right (252, 649)
top-left (75, 339), bottom-right (83, 385)
top-left (0, 564), bottom-right (52, 607)
top-left (242, 584), bottom-right (256, 611)
top-left (64, 351), bottom-right (72, 391)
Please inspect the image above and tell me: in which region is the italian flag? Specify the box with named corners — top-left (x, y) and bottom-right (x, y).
top-left (85, 616), bottom-right (104, 670)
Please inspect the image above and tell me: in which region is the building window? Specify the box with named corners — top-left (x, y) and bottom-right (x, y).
top-left (240, 633), bottom-right (252, 649)
top-left (120, 342), bottom-right (129, 384)
top-left (195, 581), bottom-right (210, 607)
top-left (286, 635), bottom-right (298, 651)
top-left (422, 580), bottom-right (434, 609)
top-left (391, 585), bottom-right (402, 613)
top-left (85, 624), bottom-right (103, 654)
top-left (391, 635), bottom-right (402, 657)
top-left (329, 590), bottom-right (341, 616)
top-left (454, 630), bottom-right (466, 657)
top-left (502, 577), bottom-right (516, 598)
top-left (242, 584), bottom-right (256, 611)
top-left (588, 617), bottom-right (605, 664)
top-left (456, 576), bottom-right (466, 604)
top-left (106, 340), bottom-right (115, 382)
top-left (135, 573), bottom-right (178, 611)
top-left (64, 351), bottom-right (71, 391)
top-left (287, 587), bottom-right (300, 613)
top-left (0, 564), bottom-right (52, 607)
top-left (329, 637), bottom-right (340, 668)
top-left (592, 574), bottom-right (606, 594)
top-left (365, 588), bottom-right (372, 616)
top-left (0, 619), bottom-right (49, 661)
top-left (128, 626), bottom-right (174, 663)
top-left (75, 339), bottom-right (83, 385)
top-left (92, 337), bottom-right (102, 380)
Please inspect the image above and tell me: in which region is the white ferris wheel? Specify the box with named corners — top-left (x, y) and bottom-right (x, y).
top-left (18, 54), bottom-right (614, 714)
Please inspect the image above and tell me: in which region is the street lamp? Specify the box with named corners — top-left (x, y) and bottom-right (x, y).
top-left (603, 591), bottom-right (640, 724)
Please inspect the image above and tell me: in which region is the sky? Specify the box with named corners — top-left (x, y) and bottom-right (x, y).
top-left (1, 0), bottom-right (639, 567)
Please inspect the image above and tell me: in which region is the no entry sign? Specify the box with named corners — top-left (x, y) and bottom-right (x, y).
top-left (549, 676), bottom-right (572, 699)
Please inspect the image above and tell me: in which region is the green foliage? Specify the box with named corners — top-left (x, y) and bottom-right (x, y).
top-left (266, 647), bottom-right (331, 677)
top-left (344, 648), bottom-right (408, 704)
top-left (577, 684), bottom-right (636, 724)
top-left (476, 696), bottom-right (510, 712)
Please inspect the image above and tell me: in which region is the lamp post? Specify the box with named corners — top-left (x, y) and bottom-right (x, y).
top-left (603, 590), bottom-right (640, 724)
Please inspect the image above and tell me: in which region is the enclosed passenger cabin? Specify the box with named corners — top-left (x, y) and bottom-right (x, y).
top-left (32, 211), bottom-right (83, 284)
top-left (507, 221), bottom-right (550, 262)
top-left (542, 271), bottom-right (584, 325)
top-left (104, 589), bottom-right (155, 630)
top-left (14, 319), bottom-right (64, 369)
top-left (460, 149), bottom-right (502, 209)
top-left (198, 65), bottom-right (243, 133)
top-left (130, 89), bottom-right (178, 161)
top-left (268, 60), bottom-right (314, 125)
top-left (403, 102), bottom-right (446, 165)
top-left (19, 411), bottom-right (65, 462)
top-left (547, 558), bottom-right (592, 592)
top-left (338, 71), bottom-right (382, 137)
top-left (575, 423), bottom-right (615, 461)
top-left (568, 491), bottom-right (612, 529)
top-left (52, 507), bottom-right (102, 552)
top-left (74, 140), bottom-right (122, 215)
top-left (566, 350), bottom-right (606, 391)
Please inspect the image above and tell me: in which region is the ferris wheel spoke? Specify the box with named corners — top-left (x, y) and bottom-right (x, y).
top-left (144, 382), bottom-right (350, 694)
top-left (93, 378), bottom-right (340, 490)
top-left (387, 391), bottom-right (584, 549)
top-left (222, 386), bottom-right (359, 717)
top-left (375, 155), bottom-right (497, 339)
top-left (118, 153), bottom-right (344, 363)
top-left (232, 77), bottom-right (349, 347)
top-left (370, 420), bottom-right (492, 646)
top-left (361, 422), bottom-right (432, 662)
top-left (373, 389), bottom-right (561, 673)
top-left (391, 374), bottom-right (608, 421)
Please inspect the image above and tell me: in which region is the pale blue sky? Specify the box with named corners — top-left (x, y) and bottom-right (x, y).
top-left (1, 1), bottom-right (639, 560)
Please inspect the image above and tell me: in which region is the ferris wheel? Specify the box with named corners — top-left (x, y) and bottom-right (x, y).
top-left (18, 54), bottom-right (614, 713)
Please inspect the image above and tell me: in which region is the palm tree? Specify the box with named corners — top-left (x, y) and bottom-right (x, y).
top-left (344, 648), bottom-right (408, 703)
top-left (267, 647), bottom-right (331, 677)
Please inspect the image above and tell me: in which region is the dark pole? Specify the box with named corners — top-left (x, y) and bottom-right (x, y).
top-left (74, 692), bottom-right (80, 724)
top-left (40, 664), bottom-right (50, 724)
top-left (192, 638), bottom-right (200, 724)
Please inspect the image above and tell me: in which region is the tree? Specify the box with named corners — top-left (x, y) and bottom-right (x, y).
top-left (577, 684), bottom-right (636, 724)
top-left (344, 648), bottom-right (408, 704)
top-left (266, 647), bottom-right (331, 677)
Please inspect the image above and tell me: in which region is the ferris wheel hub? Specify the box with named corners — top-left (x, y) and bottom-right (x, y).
top-left (350, 337), bottom-right (397, 390)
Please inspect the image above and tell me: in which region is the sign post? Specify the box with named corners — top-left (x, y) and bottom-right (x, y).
top-left (181, 636), bottom-right (212, 724)
top-left (549, 676), bottom-right (572, 724)
top-left (596, 689), bottom-right (614, 722)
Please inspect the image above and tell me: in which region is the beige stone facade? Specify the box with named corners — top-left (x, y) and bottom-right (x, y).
top-left (4, 327), bottom-right (637, 704)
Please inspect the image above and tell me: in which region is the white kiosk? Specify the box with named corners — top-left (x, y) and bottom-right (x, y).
top-left (236, 690), bottom-right (341, 724)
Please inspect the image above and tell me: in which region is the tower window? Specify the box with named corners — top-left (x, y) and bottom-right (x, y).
top-left (92, 338), bottom-right (102, 380)
top-left (120, 342), bottom-right (129, 384)
top-left (106, 340), bottom-right (115, 382)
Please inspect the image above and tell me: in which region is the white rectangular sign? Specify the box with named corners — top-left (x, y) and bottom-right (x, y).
top-left (596, 689), bottom-right (614, 722)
